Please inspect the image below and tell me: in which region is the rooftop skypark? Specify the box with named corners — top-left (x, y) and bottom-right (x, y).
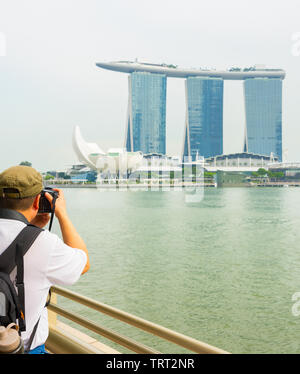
top-left (96, 61), bottom-right (285, 80)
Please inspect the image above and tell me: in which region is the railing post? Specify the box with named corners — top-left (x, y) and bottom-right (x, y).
top-left (48, 289), bottom-right (57, 328)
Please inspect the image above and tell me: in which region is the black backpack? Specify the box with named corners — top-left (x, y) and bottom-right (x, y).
top-left (0, 209), bottom-right (43, 351)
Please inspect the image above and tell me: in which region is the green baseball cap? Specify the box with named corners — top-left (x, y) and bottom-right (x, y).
top-left (0, 166), bottom-right (43, 199)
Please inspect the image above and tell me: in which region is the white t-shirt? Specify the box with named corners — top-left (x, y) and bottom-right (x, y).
top-left (0, 218), bottom-right (87, 351)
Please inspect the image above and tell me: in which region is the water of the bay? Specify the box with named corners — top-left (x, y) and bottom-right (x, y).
top-left (51, 187), bottom-right (300, 354)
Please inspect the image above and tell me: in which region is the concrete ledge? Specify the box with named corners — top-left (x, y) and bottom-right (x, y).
top-left (53, 321), bottom-right (120, 354)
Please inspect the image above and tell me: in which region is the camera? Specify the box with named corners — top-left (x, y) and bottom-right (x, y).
top-left (38, 187), bottom-right (59, 213)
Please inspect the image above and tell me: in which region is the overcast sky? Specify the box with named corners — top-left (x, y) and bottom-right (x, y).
top-left (0, 0), bottom-right (300, 172)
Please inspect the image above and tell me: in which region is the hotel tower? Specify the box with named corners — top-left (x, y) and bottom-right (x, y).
top-left (96, 61), bottom-right (285, 161)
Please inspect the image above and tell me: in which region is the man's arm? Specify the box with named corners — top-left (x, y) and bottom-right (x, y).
top-left (45, 189), bottom-right (90, 274)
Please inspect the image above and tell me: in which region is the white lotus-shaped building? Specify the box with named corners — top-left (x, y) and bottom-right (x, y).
top-left (72, 126), bottom-right (143, 176)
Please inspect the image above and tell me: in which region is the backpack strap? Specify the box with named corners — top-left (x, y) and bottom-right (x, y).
top-left (24, 289), bottom-right (52, 353)
top-left (0, 225), bottom-right (43, 331)
top-left (0, 225), bottom-right (42, 274)
top-left (25, 316), bottom-right (41, 353)
top-left (0, 208), bottom-right (29, 225)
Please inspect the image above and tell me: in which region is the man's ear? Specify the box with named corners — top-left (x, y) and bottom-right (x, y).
top-left (33, 194), bottom-right (41, 211)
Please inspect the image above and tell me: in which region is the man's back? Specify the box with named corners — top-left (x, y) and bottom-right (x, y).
top-left (0, 217), bottom-right (87, 351)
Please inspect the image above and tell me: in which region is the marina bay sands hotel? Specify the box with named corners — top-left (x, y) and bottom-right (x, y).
top-left (96, 61), bottom-right (285, 161)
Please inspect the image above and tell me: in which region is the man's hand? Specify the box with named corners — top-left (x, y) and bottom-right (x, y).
top-left (45, 188), bottom-right (67, 220)
top-left (30, 213), bottom-right (50, 228)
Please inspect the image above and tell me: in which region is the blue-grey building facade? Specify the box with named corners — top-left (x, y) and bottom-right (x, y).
top-left (125, 72), bottom-right (167, 154)
top-left (244, 78), bottom-right (282, 161)
top-left (183, 77), bottom-right (224, 161)
top-left (96, 62), bottom-right (285, 161)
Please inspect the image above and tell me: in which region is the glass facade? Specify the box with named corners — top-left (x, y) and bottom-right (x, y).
top-left (183, 77), bottom-right (224, 161)
top-left (244, 78), bottom-right (282, 161)
top-left (125, 72), bottom-right (167, 154)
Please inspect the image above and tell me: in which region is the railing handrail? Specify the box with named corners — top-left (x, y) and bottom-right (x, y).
top-left (48, 303), bottom-right (160, 354)
top-left (51, 285), bottom-right (229, 354)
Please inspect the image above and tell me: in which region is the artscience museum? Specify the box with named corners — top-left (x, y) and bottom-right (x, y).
top-left (72, 126), bottom-right (144, 178)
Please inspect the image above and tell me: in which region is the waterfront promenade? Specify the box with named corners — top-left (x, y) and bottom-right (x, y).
top-left (44, 180), bottom-right (300, 188)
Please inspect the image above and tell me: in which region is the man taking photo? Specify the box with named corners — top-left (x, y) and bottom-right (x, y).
top-left (0, 165), bottom-right (90, 354)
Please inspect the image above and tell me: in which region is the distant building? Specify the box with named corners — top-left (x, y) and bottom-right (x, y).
top-left (216, 170), bottom-right (251, 187)
top-left (96, 61), bottom-right (285, 80)
top-left (143, 153), bottom-right (180, 164)
top-left (183, 77), bottom-right (224, 160)
top-left (96, 61), bottom-right (285, 162)
top-left (268, 162), bottom-right (300, 179)
top-left (67, 164), bottom-right (87, 173)
top-left (125, 72), bottom-right (167, 155)
top-left (127, 152), bottom-right (182, 181)
top-left (244, 78), bottom-right (282, 161)
top-left (65, 164), bottom-right (97, 181)
top-left (72, 126), bottom-right (143, 177)
top-left (204, 152), bottom-right (278, 171)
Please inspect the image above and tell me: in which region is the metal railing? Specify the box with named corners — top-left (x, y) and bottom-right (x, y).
top-left (47, 285), bottom-right (230, 354)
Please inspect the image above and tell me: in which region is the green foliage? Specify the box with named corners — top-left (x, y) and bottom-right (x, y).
top-left (251, 169), bottom-right (285, 180)
top-left (204, 171), bottom-right (215, 178)
top-left (257, 168), bottom-right (268, 176)
top-left (267, 171), bottom-right (285, 179)
top-left (19, 161), bottom-right (32, 167)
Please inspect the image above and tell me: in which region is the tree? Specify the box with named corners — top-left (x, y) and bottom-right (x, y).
top-left (257, 168), bottom-right (268, 176)
top-left (19, 161), bottom-right (32, 167)
top-left (251, 169), bottom-right (268, 180)
top-left (204, 171), bottom-right (215, 178)
top-left (267, 170), bottom-right (285, 180)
